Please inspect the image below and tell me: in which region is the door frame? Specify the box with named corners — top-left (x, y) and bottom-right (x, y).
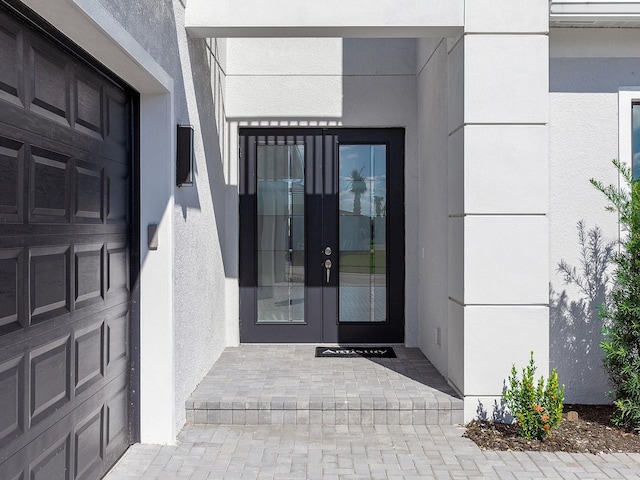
top-left (239, 127), bottom-right (405, 343)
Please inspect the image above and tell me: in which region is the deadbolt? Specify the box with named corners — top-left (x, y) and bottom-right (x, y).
top-left (324, 246), bottom-right (332, 256)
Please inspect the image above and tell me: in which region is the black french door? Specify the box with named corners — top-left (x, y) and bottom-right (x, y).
top-left (239, 128), bottom-right (404, 343)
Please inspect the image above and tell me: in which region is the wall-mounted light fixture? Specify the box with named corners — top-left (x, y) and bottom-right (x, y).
top-left (148, 223), bottom-right (159, 250)
top-left (176, 124), bottom-right (194, 187)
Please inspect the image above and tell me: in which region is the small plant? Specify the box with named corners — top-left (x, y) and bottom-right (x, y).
top-left (503, 352), bottom-right (565, 440)
top-left (591, 159), bottom-right (640, 432)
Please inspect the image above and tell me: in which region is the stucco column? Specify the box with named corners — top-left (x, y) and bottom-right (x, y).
top-left (448, 0), bottom-right (550, 420)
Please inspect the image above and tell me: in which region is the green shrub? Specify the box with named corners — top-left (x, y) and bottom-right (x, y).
top-left (503, 352), bottom-right (565, 440)
top-left (591, 159), bottom-right (640, 432)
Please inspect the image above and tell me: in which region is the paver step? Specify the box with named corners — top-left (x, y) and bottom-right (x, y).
top-left (186, 345), bottom-right (463, 426)
top-left (186, 397), bottom-right (463, 426)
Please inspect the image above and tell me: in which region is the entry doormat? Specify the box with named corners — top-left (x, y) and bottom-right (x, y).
top-left (315, 346), bottom-right (396, 358)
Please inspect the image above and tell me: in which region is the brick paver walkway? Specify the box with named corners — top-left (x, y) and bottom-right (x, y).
top-left (106, 346), bottom-right (640, 479)
top-left (104, 424), bottom-right (640, 479)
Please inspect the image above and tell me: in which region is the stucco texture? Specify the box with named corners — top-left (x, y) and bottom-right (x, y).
top-left (417, 38), bottom-right (449, 375)
top-left (549, 56), bottom-right (640, 403)
top-left (98, 0), bottom-right (228, 432)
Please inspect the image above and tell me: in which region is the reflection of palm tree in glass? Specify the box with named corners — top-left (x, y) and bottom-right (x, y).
top-left (348, 167), bottom-right (367, 215)
top-left (374, 196), bottom-right (385, 217)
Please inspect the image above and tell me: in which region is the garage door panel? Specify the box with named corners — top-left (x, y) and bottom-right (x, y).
top-left (29, 335), bottom-right (71, 426)
top-left (0, 106), bottom-right (129, 169)
top-left (74, 66), bottom-right (104, 140)
top-left (74, 243), bottom-right (104, 310)
top-left (0, 355), bottom-right (24, 450)
top-left (74, 161), bottom-right (104, 224)
top-left (106, 164), bottom-right (129, 224)
top-left (78, 374), bottom-right (129, 479)
top-left (29, 245), bottom-right (71, 324)
top-left (0, 374), bottom-right (128, 479)
top-left (106, 310), bottom-right (128, 370)
top-left (0, 248), bottom-right (24, 333)
top-left (105, 86), bottom-right (128, 149)
top-left (74, 320), bottom-right (104, 395)
top-left (107, 242), bottom-right (129, 296)
top-left (0, 231), bottom-right (127, 245)
top-left (0, 370), bottom-right (130, 477)
top-left (0, 237), bottom-right (128, 333)
top-left (106, 385), bottom-right (127, 453)
top-left (0, 4), bottom-right (133, 475)
top-left (74, 406), bottom-right (104, 480)
top-left (0, 137), bottom-right (24, 223)
top-left (29, 145), bottom-right (71, 224)
top-left (32, 434), bottom-right (71, 480)
top-left (0, 13), bottom-right (23, 108)
top-left (0, 304), bottom-right (129, 462)
top-left (0, 224), bottom-right (129, 239)
top-left (28, 33), bottom-right (71, 127)
top-left (6, 470), bottom-right (23, 480)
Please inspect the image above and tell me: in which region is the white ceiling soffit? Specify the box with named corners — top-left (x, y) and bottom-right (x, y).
top-left (185, 0), bottom-right (463, 38)
top-left (550, 1), bottom-right (640, 27)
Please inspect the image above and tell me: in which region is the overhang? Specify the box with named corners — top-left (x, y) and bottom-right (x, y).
top-left (550, 1), bottom-right (640, 27)
top-left (185, 0), bottom-right (463, 38)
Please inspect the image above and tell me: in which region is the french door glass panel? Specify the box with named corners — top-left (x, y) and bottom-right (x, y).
top-left (239, 128), bottom-right (404, 344)
top-left (256, 144), bottom-right (305, 323)
top-left (338, 145), bottom-right (387, 323)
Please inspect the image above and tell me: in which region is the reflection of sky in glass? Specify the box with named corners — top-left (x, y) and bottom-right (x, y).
top-left (338, 145), bottom-right (387, 216)
top-left (634, 104), bottom-right (640, 181)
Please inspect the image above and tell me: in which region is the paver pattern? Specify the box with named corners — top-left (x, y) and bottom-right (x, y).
top-left (186, 345), bottom-right (463, 425)
top-left (107, 345), bottom-right (640, 479)
top-left (105, 424), bottom-right (640, 479)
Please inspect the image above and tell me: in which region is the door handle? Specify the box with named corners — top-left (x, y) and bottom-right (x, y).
top-left (324, 259), bottom-right (332, 283)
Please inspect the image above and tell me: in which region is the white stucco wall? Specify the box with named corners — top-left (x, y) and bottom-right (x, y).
top-left (224, 37), bottom-right (420, 345)
top-left (549, 28), bottom-right (640, 404)
top-left (451, 0), bottom-right (550, 421)
top-left (94, 0), bottom-right (230, 433)
top-left (416, 38), bottom-right (449, 374)
top-left (169, 5), bottom-right (229, 433)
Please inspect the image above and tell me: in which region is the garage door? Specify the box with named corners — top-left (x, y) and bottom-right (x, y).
top-left (0, 4), bottom-right (136, 479)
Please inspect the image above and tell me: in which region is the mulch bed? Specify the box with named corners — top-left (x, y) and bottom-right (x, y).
top-left (463, 405), bottom-right (640, 454)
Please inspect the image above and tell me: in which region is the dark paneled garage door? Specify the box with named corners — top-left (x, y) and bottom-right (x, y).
top-left (0, 4), bottom-right (136, 479)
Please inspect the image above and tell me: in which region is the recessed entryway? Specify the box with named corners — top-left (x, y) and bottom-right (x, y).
top-left (239, 128), bottom-right (405, 343)
top-left (186, 345), bottom-right (462, 425)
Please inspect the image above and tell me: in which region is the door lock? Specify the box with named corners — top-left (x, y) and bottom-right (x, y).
top-left (324, 246), bottom-right (332, 256)
top-left (324, 259), bottom-right (332, 283)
